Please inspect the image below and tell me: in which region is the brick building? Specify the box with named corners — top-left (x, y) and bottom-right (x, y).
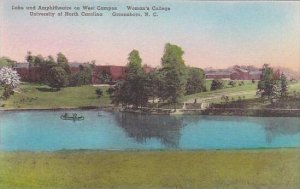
top-left (205, 71), bottom-right (231, 79)
top-left (92, 65), bottom-right (127, 84)
top-left (205, 68), bottom-right (262, 80)
top-left (14, 63), bottom-right (129, 84)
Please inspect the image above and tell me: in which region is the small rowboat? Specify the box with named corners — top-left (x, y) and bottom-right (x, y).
top-left (60, 113), bottom-right (84, 121)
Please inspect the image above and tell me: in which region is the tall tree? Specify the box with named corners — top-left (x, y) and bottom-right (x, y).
top-left (257, 64), bottom-right (279, 103)
top-left (25, 51), bottom-right (34, 67)
top-left (280, 73), bottom-right (288, 98)
top-left (109, 50), bottom-right (148, 108)
top-left (57, 52), bottom-right (71, 74)
top-left (160, 43), bottom-right (187, 104)
top-left (186, 67), bottom-right (206, 95)
top-left (126, 50), bottom-right (148, 107)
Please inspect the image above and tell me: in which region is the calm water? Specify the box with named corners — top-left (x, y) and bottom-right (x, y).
top-left (0, 110), bottom-right (300, 151)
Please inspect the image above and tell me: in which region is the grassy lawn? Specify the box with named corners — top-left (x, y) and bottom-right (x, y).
top-left (0, 83), bottom-right (111, 109)
top-left (184, 80), bottom-right (257, 103)
top-left (184, 81), bottom-right (300, 104)
top-left (0, 81), bottom-right (299, 109)
top-left (0, 149), bottom-right (299, 189)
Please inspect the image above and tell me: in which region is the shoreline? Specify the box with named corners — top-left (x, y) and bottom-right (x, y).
top-left (2, 147), bottom-right (300, 154)
top-left (1, 106), bottom-right (300, 117)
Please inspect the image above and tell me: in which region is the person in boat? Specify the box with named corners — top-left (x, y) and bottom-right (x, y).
top-left (73, 113), bottom-right (77, 118)
top-left (63, 113), bottom-right (68, 118)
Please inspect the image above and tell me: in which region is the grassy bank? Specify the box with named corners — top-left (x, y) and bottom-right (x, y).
top-left (1, 82), bottom-right (300, 110)
top-left (0, 149), bottom-right (299, 189)
top-left (0, 83), bottom-right (111, 109)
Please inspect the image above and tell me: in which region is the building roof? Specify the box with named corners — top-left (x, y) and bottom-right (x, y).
top-left (205, 71), bottom-right (231, 76)
top-left (235, 68), bottom-right (248, 73)
top-left (249, 70), bottom-right (262, 75)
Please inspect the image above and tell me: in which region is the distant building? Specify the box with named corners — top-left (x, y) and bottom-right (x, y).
top-left (14, 62), bottom-right (154, 84)
top-left (14, 63), bottom-right (42, 82)
top-left (205, 71), bottom-right (231, 79)
top-left (230, 68), bottom-right (262, 80)
top-left (205, 67), bottom-right (262, 80)
top-left (92, 65), bottom-right (127, 84)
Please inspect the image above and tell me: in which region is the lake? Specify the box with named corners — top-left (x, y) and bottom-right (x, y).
top-left (0, 110), bottom-right (299, 151)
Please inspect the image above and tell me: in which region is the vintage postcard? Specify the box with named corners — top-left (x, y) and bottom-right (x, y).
top-left (0, 0), bottom-right (300, 188)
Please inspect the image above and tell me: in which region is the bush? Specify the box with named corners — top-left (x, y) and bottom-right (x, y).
top-left (95, 88), bottom-right (103, 98)
top-left (228, 80), bottom-right (236, 87)
top-left (210, 79), bottom-right (224, 91)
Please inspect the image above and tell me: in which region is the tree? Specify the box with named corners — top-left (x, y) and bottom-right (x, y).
top-left (25, 51), bottom-right (34, 67)
top-left (279, 73), bottom-right (288, 98)
top-left (185, 67), bottom-right (206, 95)
top-left (257, 64), bottom-right (279, 103)
top-left (56, 52), bottom-right (71, 74)
top-left (145, 69), bottom-right (162, 103)
top-left (46, 66), bottom-right (68, 89)
top-left (99, 70), bottom-right (112, 84)
top-left (95, 88), bottom-right (103, 98)
top-left (160, 43), bottom-right (187, 104)
top-left (0, 67), bottom-right (20, 99)
top-left (210, 79), bottom-right (224, 91)
top-left (0, 57), bottom-right (16, 68)
top-left (126, 50), bottom-right (148, 107)
top-left (228, 80), bottom-right (237, 87)
top-left (109, 50), bottom-right (148, 108)
top-left (70, 65), bottom-right (92, 86)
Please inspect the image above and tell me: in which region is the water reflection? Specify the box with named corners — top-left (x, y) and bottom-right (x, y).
top-left (114, 113), bottom-right (184, 148)
top-left (255, 118), bottom-right (300, 143)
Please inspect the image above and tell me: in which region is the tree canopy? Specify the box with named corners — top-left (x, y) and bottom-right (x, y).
top-left (186, 67), bottom-right (206, 95)
top-left (0, 67), bottom-right (20, 99)
top-left (160, 43), bottom-right (187, 104)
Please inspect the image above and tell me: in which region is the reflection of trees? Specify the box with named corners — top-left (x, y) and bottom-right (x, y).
top-left (252, 117), bottom-right (300, 143)
top-left (114, 113), bottom-right (184, 148)
top-left (181, 115), bottom-right (300, 145)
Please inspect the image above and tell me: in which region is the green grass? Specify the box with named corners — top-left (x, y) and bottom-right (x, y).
top-left (0, 81), bottom-right (299, 109)
top-left (184, 80), bottom-right (258, 103)
top-left (0, 149), bottom-right (299, 189)
top-left (0, 83), bottom-right (111, 109)
top-left (184, 81), bottom-right (300, 104)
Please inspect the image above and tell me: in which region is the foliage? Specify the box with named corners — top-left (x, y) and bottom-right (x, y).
top-left (185, 67), bottom-right (206, 95)
top-left (0, 57), bottom-right (16, 68)
top-left (25, 51), bottom-right (34, 67)
top-left (46, 66), bottom-right (69, 89)
top-left (95, 88), bottom-right (103, 98)
top-left (0, 67), bottom-right (20, 99)
top-left (228, 80), bottom-right (237, 87)
top-left (99, 70), bottom-right (112, 84)
top-left (280, 73), bottom-right (288, 98)
top-left (110, 50), bottom-right (148, 107)
top-left (160, 43), bottom-right (187, 104)
top-left (145, 70), bottom-right (163, 103)
top-left (70, 65), bottom-right (92, 86)
top-left (24, 52), bottom-right (72, 88)
top-left (221, 95), bottom-right (229, 104)
top-left (210, 79), bottom-right (224, 91)
top-left (57, 52), bottom-right (71, 75)
top-left (257, 64), bottom-right (281, 103)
